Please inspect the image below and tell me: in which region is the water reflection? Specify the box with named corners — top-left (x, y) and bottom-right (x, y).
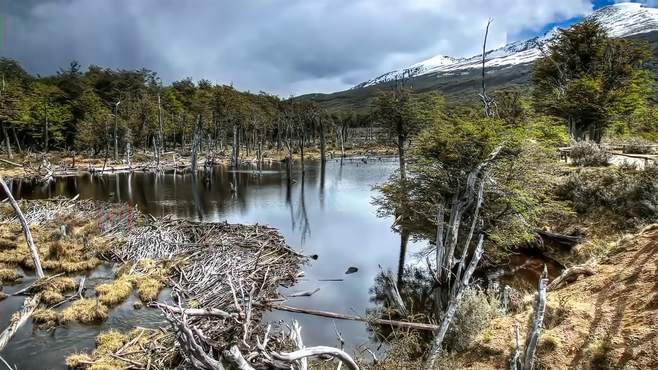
top-left (10, 158), bottom-right (424, 351)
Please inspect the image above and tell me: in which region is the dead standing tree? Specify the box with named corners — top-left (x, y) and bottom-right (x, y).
top-left (510, 267), bottom-right (548, 370)
top-left (479, 18), bottom-right (497, 118)
top-left (426, 145), bottom-right (503, 368)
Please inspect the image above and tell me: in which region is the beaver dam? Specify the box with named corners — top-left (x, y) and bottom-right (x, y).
top-left (0, 197), bottom-right (373, 369)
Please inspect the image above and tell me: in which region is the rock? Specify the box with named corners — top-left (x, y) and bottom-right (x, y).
top-left (133, 301), bottom-right (143, 310)
top-left (345, 267), bottom-right (358, 275)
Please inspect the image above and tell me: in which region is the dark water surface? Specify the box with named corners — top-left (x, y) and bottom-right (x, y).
top-left (2, 158), bottom-right (423, 367)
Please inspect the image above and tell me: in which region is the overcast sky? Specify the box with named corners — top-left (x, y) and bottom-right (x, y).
top-left (0, 0), bottom-right (653, 95)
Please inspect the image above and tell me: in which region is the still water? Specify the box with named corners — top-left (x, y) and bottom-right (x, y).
top-left (3, 157), bottom-right (421, 366)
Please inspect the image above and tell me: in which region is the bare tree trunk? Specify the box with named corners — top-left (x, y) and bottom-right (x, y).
top-left (2, 125), bottom-right (12, 159)
top-left (191, 116), bottom-right (201, 173)
top-left (319, 116), bottom-right (326, 163)
top-left (479, 19), bottom-right (495, 118)
top-left (11, 127), bottom-right (21, 154)
top-left (0, 176), bottom-right (44, 278)
top-left (114, 101), bottom-right (120, 161)
top-left (44, 101), bottom-right (49, 153)
top-left (157, 93), bottom-right (164, 155)
top-left (232, 124), bottom-right (239, 168)
top-left (427, 235), bottom-right (484, 368)
top-left (397, 128), bottom-right (406, 181)
top-left (522, 268), bottom-right (548, 370)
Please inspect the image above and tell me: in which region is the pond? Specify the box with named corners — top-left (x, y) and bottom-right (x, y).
top-left (3, 157), bottom-right (425, 366)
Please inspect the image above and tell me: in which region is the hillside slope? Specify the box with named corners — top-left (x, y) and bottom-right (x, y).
top-left (302, 4), bottom-right (658, 113)
top-left (453, 224), bottom-right (658, 369)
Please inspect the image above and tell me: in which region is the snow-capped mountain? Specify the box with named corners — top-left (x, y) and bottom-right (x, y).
top-left (353, 3), bottom-right (658, 89)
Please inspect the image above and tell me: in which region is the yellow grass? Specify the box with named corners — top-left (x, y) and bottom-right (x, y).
top-left (0, 267), bottom-right (21, 282)
top-left (95, 275), bottom-right (134, 306)
top-left (61, 299), bottom-right (109, 324)
top-left (134, 276), bottom-right (163, 302)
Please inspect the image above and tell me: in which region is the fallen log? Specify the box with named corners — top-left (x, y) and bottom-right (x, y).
top-left (0, 293), bottom-right (41, 351)
top-left (547, 264), bottom-right (594, 291)
top-left (535, 229), bottom-right (582, 249)
top-left (151, 302), bottom-right (237, 319)
top-left (0, 158), bottom-right (22, 167)
top-left (267, 304), bottom-right (439, 331)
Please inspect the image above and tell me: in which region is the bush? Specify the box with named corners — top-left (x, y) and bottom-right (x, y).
top-left (570, 142), bottom-right (610, 167)
top-left (444, 288), bottom-right (500, 352)
top-left (623, 137), bottom-right (655, 154)
top-left (557, 165), bottom-right (658, 222)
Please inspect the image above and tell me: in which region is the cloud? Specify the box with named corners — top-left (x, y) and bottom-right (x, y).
top-left (3, 0), bottom-right (593, 95)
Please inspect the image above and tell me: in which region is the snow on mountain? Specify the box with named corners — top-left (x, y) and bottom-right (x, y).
top-left (592, 2), bottom-right (658, 37)
top-left (354, 3), bottom-right (658, 89)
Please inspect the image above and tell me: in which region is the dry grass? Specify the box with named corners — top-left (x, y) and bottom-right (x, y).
top-left (0, 238), bottom-right (17, 250)
top-left (446, 225), bottom-right (658, 369)
top-left (0, 267), bottom-right (21, 283)
top-left (134, 276), bottom-right (163, 302)
top-left (32, 308), bottom-right (60, 329)
top-left (41, 289), bottom-right (65, 305)
top-left (95, 276), bottom-right (134, 306)
top-left (66, 328), bottom-right (171, 370)
top-left (61, 299), bottom-right (109, 324)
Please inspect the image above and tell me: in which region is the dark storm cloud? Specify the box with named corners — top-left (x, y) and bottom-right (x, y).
top-left (2, 0), bottom-right (593, 95)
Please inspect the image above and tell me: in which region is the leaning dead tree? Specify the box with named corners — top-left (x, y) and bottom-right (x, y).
top-left (0, 176), bottom-right (44, 278)
top-left (426, 145), bottom-right (503, 368)
top-left (510, 267), bottom-right (549, 370)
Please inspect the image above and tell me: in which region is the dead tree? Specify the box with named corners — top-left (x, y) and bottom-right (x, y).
top-left (426, 146), bottom-right (503, 368)
top-left (157, 93), bottom-right (165, 154)
top-left (0, 176), bottom-right (44, 278)
top-left (191, 116), bottom-right (201, 173)
top-left (479, 18), bottom-right (496, 118)
top-left (114, 101), bottom-right (121, 161)
top-left (231, 123), bottom-right (240, 168)
top-left (510, 267), bottom-right (549, 370)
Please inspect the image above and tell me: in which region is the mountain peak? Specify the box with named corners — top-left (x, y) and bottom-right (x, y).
top-left (588, 2), bottom-right (658, 38)
top-left (353, 3), bottom-right (658, 90)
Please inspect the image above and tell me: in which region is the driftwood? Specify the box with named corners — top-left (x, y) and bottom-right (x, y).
top-left (268, 304), bottom-right (439, 331)
top-left (273, 347), bottom-right (359, 370)
top-left (0, 176), bottom-right (44, 278)
top-left (288, 288), bottom-right (320, 298)
top-left (151, 302), bottom-right (237, 319)
top-left (0, 294), bottom-right (41, 351)
top-left (547, 264), bottom-right (594, 291)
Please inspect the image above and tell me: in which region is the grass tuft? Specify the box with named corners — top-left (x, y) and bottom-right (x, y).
top-left (61, 299), bottom-right (109, 324)
top-left (95, 275), bottom-right (133, 306)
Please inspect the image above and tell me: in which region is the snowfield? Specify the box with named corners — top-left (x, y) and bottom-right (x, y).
top-left (354, 3), bottom-right (658, 89)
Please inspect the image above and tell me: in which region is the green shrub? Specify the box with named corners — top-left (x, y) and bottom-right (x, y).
top-left (623, 137), bottom-right (655, 154)
top-left (444, 288), bottom-right (500, 352)
top-left (557, 165), bottom-right (658, 222)
top-left (570, 142), bottom-right (610, 167)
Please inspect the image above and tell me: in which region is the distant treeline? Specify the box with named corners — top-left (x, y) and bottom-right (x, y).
top-left (0, 59), bottom-right (375, 157)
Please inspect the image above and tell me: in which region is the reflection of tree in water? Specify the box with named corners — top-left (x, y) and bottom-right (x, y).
top-left (367, 265), bottom-right (436, 346)
top-left (284, 160), bottom-right (311, 246)
top-left (295, 173), bottom-right (311, 245)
